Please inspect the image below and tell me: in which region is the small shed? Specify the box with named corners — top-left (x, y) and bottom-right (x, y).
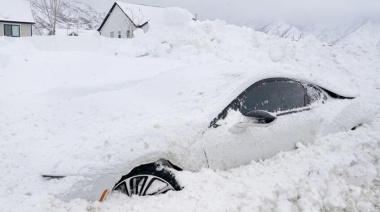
top-left (0, 0), bottom-right (35, 37)
top-left (98, 1), bottom-right (164, 38)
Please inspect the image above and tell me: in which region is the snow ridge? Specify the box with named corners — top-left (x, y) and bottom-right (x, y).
top-left (261, 21), bottom-right (303, 41)
top-left (336, 21), bottom-right (380, 47)
top-left (256, 19), bottom-right (380, 47)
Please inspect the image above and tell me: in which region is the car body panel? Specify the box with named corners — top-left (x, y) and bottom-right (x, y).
top-left (202, 108), bottom-right (321, 170)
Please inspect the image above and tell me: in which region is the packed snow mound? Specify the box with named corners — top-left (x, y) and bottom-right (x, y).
top-left (117, 19), bottom-right (376, 96)
top-left (262, 21), bottom-right (303, 41)
top-left (158, 7), bottom-right (194, 25)
top-left (336, 21), bottom-right (380, 47)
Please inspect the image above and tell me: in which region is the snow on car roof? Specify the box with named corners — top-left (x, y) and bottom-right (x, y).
top-left (0, 0), bottom-right (35, 23)
top-left (124, 63), bottom-right (358, 122)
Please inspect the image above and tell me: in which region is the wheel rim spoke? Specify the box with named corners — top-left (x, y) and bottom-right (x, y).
top-left (130, 176), bottom-right (147, 196)
top-left (150, 184), bottom-right (173, 195)
top-left (142, 175), bottom-right (155, 195)
top-left (114, 174), bottom-right (176, 197)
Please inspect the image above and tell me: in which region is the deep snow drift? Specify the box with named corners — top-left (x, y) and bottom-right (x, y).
top-left (0, 8), bottom-right (380, 212)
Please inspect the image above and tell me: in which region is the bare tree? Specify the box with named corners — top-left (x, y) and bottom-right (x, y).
top-left (39, 0), bottom-right (62, 35)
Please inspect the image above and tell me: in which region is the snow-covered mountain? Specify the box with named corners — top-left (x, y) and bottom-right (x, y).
top-left (30, 0), bottom-right (104, 35)
top-left (255, 19), bottom-right (380, 47)
top-left (300, 19), bottom-right (367, 44)
top-left (335, 21), bottom-right (380, 47)
top-left (260, 21), bottom-right (303, 41)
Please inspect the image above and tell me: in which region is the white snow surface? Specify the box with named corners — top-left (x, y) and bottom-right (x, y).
top-left (0, 0), bottom-right (35, 23)
top-left (0, 8), bottom-right (380, 211)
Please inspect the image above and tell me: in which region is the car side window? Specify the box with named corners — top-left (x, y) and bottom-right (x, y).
top-left (209, 78), bottom-right (321, 128)
top-left (238, 79), bottom-right (307, 114)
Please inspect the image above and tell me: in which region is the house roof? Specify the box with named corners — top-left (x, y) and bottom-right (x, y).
top-left (98, 1), bottom-right (164, 31)
top-left (0, 0), bottom-right (35, 24)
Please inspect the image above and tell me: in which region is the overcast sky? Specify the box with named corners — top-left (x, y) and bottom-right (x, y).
top-left (79, 0), bottom-right (380, 26)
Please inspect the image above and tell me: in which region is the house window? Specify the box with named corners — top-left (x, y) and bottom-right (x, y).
top-left (110, 31), bottom-right (114, 38)
top-left (118, 31), bottom-right (121, 38)
top-left (126, 30), bottom-right (131, 38)
top-left (4, 24), bottom-right (20, 37)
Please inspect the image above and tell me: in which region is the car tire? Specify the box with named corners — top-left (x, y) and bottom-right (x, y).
top-left (113, 161), bottom-right (182, 196)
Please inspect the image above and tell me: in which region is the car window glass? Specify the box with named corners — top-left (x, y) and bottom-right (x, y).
top-left (239, 80), bottom-right (306, 114)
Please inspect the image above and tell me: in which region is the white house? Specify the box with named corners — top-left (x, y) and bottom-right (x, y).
top-left (98, 1), bottom-right (164, 38)
top-left (0, 0), bottom-right (35, 37)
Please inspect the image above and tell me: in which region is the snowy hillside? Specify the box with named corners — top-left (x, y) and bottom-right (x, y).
top-left (261, 21), bottom-right (303, 41)
top-left (30, 0), bottom-right (104, 35)
top-left (1, 4), bottom-right (380, 212)
top-left (254, 19), bottom-right (380, 47)
top-left (300, 19), bottom-right (368, 44)
top-left (336, 21), bottom-right (380, 47)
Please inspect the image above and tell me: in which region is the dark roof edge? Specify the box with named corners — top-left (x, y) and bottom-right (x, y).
top-left (97, 2), bottom-right (117, 31)
top-left (138, 21), bottom-right (149, 28)
top-left (0, 20), bottom-right (35, 24)
top-left (97, 2), bottom-right (149, 32)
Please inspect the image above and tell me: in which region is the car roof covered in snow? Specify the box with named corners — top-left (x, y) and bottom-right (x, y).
top-left (82, 62), bottom-right (357, 123)
top-left (0, 0), bottom-right (35, 23)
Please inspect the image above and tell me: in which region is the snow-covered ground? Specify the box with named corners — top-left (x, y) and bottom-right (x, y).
top-left (1, 9), bottom-right (380, 211)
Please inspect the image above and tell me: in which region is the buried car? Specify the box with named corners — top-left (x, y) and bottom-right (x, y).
top-left (43, 71), bottom-right (373, 202)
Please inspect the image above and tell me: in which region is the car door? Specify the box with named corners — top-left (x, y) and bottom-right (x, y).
top-left (201, 78), bottom-right (323, 170)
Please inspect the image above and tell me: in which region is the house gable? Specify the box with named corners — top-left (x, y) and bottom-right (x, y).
top-left (98, 3), bottom-right (138, 38)
top-left (98, 2), bottom-right (166, 38)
